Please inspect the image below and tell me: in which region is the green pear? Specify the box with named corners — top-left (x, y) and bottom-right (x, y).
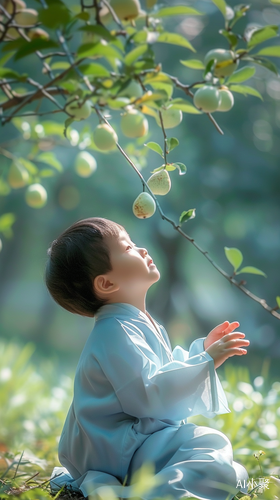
top-left (93, 124), bottom-right (118, 151)
top-left (27, 28), bottom-right (49, 40)
top-left (4, 0), bottom-right (26, 14)
top-left (217, 89), bottom-right (234, 112)
top-left (133, 192), bottom-right (156, 219)
top-left (204, 49), bottom-right (238, 78)
top-left (193, 85), bottom-right (221, 113)
top-left (155, 108), bottom-right (183, 129)
top-left (65, 97), bottom-right (92, 121)
top-left (75, 151), bottom-right (97, 177)
top-left (147, 170), bottom-right (171, 195)
top-left (8, 162), bottom-right (29, 189)
top-left (121, 109), bottom-right (148, 138)
top-left (14, 8), bottom-right (38, 26)
top-left (119, 80), bottom-right (143, 99)
top-left (25, 183), bottom-right (47, 208)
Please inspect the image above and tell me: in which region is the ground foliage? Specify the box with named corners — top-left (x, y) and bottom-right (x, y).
top-left (0, 340), bottom-right (279, 499)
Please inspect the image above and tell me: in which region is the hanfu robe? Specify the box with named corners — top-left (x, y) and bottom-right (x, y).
top-left (51, 303), bottom-right (248, 499)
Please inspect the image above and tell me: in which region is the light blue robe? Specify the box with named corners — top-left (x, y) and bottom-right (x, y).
top-left (51, 303), bottom-right (248, 499)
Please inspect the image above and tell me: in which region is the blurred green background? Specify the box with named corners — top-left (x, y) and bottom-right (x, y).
top-left (0, 0), bottom-right (280, 407)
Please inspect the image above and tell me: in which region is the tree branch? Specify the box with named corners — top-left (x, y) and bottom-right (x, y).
top-left (93, 106), bottom-right (280, 320)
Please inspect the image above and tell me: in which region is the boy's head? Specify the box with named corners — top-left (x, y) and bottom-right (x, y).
top-left (45, 217), bottom-right (160, 317)
top-left (45, 218), bottom-right (124, 317)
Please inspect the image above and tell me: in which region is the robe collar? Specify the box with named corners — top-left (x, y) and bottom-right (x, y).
top-left (95, 303), bottom-right (173, 361)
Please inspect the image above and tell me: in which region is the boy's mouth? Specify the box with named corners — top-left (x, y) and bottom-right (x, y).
top-left (148, 259), bottom-right (154, 267)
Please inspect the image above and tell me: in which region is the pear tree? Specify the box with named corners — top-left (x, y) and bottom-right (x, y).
top-left (0, 0), bottom-right (280, 319)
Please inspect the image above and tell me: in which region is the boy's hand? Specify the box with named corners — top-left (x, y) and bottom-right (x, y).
top-left (203, 321), bottom-right (250, 369)
top-left (204, 320), bottom-right (240, 350)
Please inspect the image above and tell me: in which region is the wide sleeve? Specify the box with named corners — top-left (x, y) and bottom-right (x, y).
top-left (93, 319), bottom-right (230, 421)
top-left (172, 338), bottom-right (230, 418)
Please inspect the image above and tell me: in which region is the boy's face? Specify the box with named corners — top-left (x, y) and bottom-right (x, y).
top-left (105, 230), bottom-right (160, 292)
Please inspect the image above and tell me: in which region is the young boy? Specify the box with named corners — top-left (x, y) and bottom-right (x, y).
top-left (46, 217), bottom-right (249, 500)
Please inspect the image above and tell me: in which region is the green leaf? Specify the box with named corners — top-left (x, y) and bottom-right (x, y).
top-left (78, 25), bottom-right (121, 46)
top-left (224, 247), bottom-right (243, 272)
top-left (172, 162), bottom-right (187, 175)
top-left (39, 169), bottom-right (55, 177)
top-left (151, 6), bottom-right (203, 17)
top-left (124, 44), bottom-right (149, 66)
top-left (144, 142), bottom-right (164, 157)
top-left (219, 29), bottom-right (239, 49)
top-left (243, 55), bottom-right (279, 75)
top-left (151, 165), bottom-right (165, 173)
top-left (0, 213), bottom-right (16, 236)
top-left (149, 82), bottom-right (173, 99)
top-left (276, 296), bottom-right (280, 308)
top-left (79, 63), bottom-right (110, 78)
top-left (38, 4), bottom-right (73, 28)
top-left (236, 266), bottom-right (267, 277)
top-left (256, 45), bottom-right (280, 57)
top-left (165, 164), bottom-right (177, 171)
top-left (2, 38), bottom-right (26, 53)
top-left (227, 66), bottom-right (256, 84)
top-left (228, 84), bottom-right (263, 100)
top-left (14, 39), bottom-right (59, 61)
top-left (64, 117), bottom-right (74, 139)
top-left (37, 152), bottom-right (63, 172)
top-left (107, 97), bottom-right (130, 108)
top-left (18, 158), bottom-right (38, 175)
top-left (156, 32), bottom-right (195, 52)
top-left (247, 25), bottom-right (278, 48)
top-left (77, 42), bottom-right (122, 61)
top-left (75, 11), bottom-right (90, 21)
top-left (166, 137), bottom-right (179, 152)
top-left (41, 121), bottom-right (65, 136)
top-left (170, 98), bottom-right (202, 114)
top-left (133, 30), bottom-right (148, 44)
top-left (179, 209), bottom-right (196, 225)
top-left (50, 61), bottom-right (71, 71)
top-left (180, 59), bottom-right (205, 69)
top-left (0, 68), bottom-right (27, 81)
top-left (210, 0), bottom-right (227, 17)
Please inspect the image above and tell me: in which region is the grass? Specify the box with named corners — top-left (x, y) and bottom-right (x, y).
top-left (0, 340), bottom-right (279, 500)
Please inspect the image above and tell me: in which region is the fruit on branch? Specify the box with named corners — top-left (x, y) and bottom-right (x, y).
top-left (118, 80), bottom-right (143, 99)
top-left (8, 162), bottom-right (29, 188)
top-left (3, 0), bottom-right (26, 14)
top-left (27, 27), bottom-right (49, 40)
top-left (132, 192), bottom-right (156, 219)
top-left (217, 88), bottom-right (234, 112)
top-left (65, 97), bottom-right (92, 121)
top-left (25, 184), bottom-right (47, 208)
top-left (155, 108), bottom-right (183, 129)
top-left (0, 25), bottom-right (20, 39)
top-left (75, 151), bottom-right (97, 177)
top-left (14, 8), bottom-right (38, 26)
top-left (193, 85), bottom-right (221, 113)
top-left (204, 49), bottom-right (238, 78)
top-left (93, 124), bottom-right (118, 151)
top-left (109, 0), bottom-right (141, 20)
top-left (147, 170), bottom-right (171, 195)
top-left (120, 109), bottom-right (148, 138)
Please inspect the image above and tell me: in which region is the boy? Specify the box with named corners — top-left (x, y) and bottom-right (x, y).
top-left (46, 217), bottom-right (249, 500)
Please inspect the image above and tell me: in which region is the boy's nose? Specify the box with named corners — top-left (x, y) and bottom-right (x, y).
top-left (139, 247), bottom-right (148, 257)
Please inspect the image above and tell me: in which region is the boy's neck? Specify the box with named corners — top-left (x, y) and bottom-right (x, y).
top-left (106, 294), bottom-right (147, 315)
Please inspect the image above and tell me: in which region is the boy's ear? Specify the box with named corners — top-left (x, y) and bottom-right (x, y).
top-left (93, 275), bottom-right (119, 297)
